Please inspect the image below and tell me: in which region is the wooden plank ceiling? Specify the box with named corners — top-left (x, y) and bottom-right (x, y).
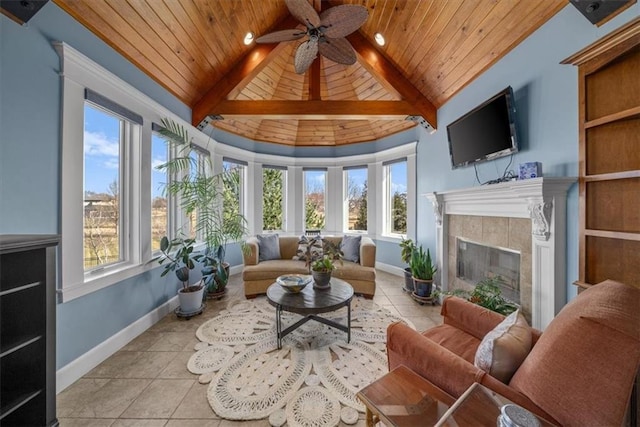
top-left (53, 0), bottom-right (567, 146)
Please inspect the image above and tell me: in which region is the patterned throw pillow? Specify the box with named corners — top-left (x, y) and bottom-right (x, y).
top-left (293, 236), bottom-right (310, 261)
top-left (293, 236), bottom-right (323, 261)
top-left (474, 309), bottom-right (532, 383)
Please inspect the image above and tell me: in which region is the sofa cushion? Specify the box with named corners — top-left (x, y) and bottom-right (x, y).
top-left (340, 235), bottom-right (361, 263)
top-left (256, 234), bottom-right (281, 261)
top-left (474, 309), bottom-right (531, 383)
top-left (242, 260), bottom-right (309, 281)
top-left (331, 261), bottom-right (375, 282)
top-left (422, 324), bottom-right (481, 363)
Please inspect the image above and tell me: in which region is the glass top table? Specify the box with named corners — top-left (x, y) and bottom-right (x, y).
top-left (266, 277), bottom-right (354, 349)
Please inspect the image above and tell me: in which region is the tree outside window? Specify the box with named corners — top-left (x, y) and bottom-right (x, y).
top-left (223, 160), bottom-right (244, 235)
top-left (263, 167), bottom-right (285, 231)
top-left (345, 167), bottom-right (367, 231)
top-left (387, 160), bottom-right (407, 235)
top-left (151, 133), bottom-right (168, 252)
top-left (304, 170), bottom-right (326, 231)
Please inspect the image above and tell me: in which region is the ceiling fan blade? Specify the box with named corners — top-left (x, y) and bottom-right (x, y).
top-left (285, 0), bottom-right (321, 29)
top-left (294, 39), bottom-right (319, 74)
top-left (255, 29), bottom-right (306, 43)
top-left (320, 5), bottom-right (368, 38)
top-left (319, 37), bottom-right (357, 65)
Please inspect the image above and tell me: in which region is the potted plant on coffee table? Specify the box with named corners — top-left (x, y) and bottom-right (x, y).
top-left (309, 240), bottom-right (343, 289)
top-left (399, 237), bottom-right (417, 292)
top-left (410, 245), bottom-right (437, 298)
top-left (155, 236), bottom-right (204, 314)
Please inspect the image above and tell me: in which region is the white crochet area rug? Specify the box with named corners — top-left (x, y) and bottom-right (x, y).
top-left (187, 297), bottom-right (414, 427)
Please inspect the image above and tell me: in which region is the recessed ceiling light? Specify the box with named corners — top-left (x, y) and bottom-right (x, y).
top-left (244, 32), bottom-right (254, 45)
top-left (374, 32), bottom-right (385, 46)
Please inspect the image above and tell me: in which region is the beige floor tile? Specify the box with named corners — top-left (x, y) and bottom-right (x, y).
top-left (86, 352), bottom-right (143, 378)
top-left (158, 352), bottom-right (197, 379)
top-left (392, 303), bottom-right (438, 318)
top-left (71, 379), bottom-right (152, 418)
top-left (117, 351), bottom-right (180, 379)
top-left (121, 332), bottom-right (163, 352)
top-left (58, 418), bottom-right (115, 426)
top-left (148, 332), bottom-right (198, 352)
top-left (120, 379), bottom-right (194, 419)
top-left (405, 315), bottom-right (439, 332)
top-left (377, 285), bottom-right (407, 296)
top-left (111, 420), bottom-right (168, 427)
top-left (372, 294), bottom-right (391, 306)
top-left (384, 292), bottom-right (418, 305)
top-left (57, 378), bottom-right (111, 417)
top-left (165, 420), bottom-right (221, 427)
top-left (171, 382), bottom-right (219, 419)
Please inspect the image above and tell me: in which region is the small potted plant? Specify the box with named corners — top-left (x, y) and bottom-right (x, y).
top-left (309, 240), bottom-right (343, 289)
top-left (410, 245), bottom-right (437, 298)
top-left (399, 237), bottom-right (417, 292)
top-left (155, 236), bottom-right (204, 313)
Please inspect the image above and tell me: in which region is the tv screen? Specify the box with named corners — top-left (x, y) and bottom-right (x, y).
top-left (447, 87), bottom-right (519, 169)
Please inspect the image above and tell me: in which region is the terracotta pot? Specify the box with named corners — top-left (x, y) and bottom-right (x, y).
top-left (413, 277), bottom-right (433, 298)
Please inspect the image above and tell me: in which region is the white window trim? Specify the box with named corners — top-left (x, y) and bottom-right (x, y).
top-left (55, 42), bottom-right (207, 302)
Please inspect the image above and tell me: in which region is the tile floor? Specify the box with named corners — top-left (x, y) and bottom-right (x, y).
top-left (57, 270), bottom-right (443, 426)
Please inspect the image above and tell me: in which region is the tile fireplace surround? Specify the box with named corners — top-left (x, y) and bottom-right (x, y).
top-left (426, 177), bottom-right (575, 329)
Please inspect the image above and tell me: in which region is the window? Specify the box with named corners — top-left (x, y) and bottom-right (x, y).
top-left (83, 102), bottom-right (134, 270)
top-left (151, 133), bottom-right (169, 252)
top-left (304, 169), bottom-right (326, 231)
top-left (222, 159), bottom-right (246, 234)
top-left (263, 166), bottom-right (286, 231)
top-left (385, 159), bottom-right (407, 235)
top-left (344, 167), bottom-right (367, 231)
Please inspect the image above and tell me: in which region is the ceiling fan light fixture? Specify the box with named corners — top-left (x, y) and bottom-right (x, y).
top-left (243, 32), bottom-right (254, 45)
top-left (374, 32), bottom-right (385, 46)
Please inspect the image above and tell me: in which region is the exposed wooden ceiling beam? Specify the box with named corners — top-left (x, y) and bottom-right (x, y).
top-left (192, 15), bottom-right (300, 127)
top-left (347, 31), bottom-right (438, 130)
top-left (213, 100), bottom-right (417, 120)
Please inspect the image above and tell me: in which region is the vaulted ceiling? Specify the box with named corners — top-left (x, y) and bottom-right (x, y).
top-left (53, 0), bottom-right (567, 146)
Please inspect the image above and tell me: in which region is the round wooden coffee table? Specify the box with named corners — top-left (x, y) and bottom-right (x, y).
top-left (266, 277), bottom-right (354, 349)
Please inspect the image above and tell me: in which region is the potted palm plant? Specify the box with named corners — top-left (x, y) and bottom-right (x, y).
top-left (399, 237), bottom-right (417, 292)
top-left (410, 245), bottom-right (437, 297)
top-left (156, 118), bottom-right (249, 298)
top-left (155, 236), bottom-right (204, 313)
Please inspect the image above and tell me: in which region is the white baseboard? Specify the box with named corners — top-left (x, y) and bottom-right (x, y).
top-left (375, 262), bottom-right (405, 277)
top-left (229, 264), bottom-right (243, 276)
top-left (56, 295), bottom-right (180, 393)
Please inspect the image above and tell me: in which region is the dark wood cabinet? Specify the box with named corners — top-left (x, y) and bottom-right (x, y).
top-left (0, 235), bottom-right (59, 426)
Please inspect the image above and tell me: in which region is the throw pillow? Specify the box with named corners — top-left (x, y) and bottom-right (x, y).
top-left (474, 309), bottom-right (532, 383)
top-left (256, 234), bottom-right (281, 262)
top-left (293, 235), bottom-right (310, 261)
top-left (309, 237), bottom-right (323, 261)
top-left (340, 235), bottom-right (361, 263)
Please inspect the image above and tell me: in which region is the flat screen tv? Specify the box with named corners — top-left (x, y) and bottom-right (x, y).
top-left (447, 87), bottom-right (519, 169)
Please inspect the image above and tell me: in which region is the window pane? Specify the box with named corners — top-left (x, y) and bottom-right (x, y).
top-left (223, 161), bottom-right (244, 234)
top-left (83, 103), bottom-right (122, 269)
top-left (389, 161), bottom-right (407, 234)
top-left (151, 134), bottom-right (168, 251)
top-left (304, 170), bottom-right (325, 231)
top-left (263, 168), bottom-right (284, 231)
top-left (346, 168), bottom-right (367, 231)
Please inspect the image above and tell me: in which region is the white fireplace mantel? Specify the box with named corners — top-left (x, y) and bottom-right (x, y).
top-left (425, 177), bottom-right (575, 329)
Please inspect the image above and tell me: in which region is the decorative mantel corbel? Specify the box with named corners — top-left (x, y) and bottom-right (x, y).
top-left (425, 193), bottom-right (444, 226)
top-left (528, 199), bottom-right (553, 241)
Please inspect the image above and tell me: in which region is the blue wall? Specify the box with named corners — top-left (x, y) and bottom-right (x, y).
top-left (414, 4), bottom-right (638, 301)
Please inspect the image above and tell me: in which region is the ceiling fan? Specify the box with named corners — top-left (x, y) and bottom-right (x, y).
top-left (256, 0), bottom-right (368, 74)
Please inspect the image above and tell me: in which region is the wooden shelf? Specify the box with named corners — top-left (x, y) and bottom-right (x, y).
top-left (0, 390), bottom-right (42, 421)
top-left (584, 170), bottom-right (640, 182)
top-left (585, 229), bottom-right (640, 241)
top-left (584, 106), bottom-right (640, 128)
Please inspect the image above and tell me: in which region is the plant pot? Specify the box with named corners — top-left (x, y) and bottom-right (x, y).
top-left (312, 270), bottom-right (332, 289)
top-left (178, 285), bottom-right (204, 314)
top-left (403, 267), bottom-right (415, 292)
top-left (413, 277), bottom-right (433, 298)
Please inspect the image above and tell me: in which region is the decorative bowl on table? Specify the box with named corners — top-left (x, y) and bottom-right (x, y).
top-left (276, 274), bottom-right (312, 293)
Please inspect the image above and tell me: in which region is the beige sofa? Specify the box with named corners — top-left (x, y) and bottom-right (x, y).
top-left (242, 235), bottom-right (376, 298)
